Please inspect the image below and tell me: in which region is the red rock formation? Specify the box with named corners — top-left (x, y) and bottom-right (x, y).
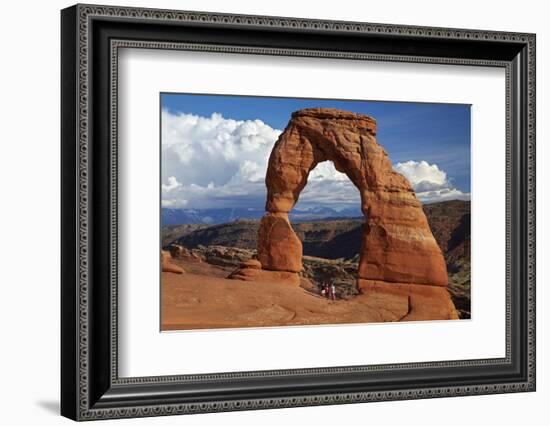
top-left (358, 280), bottom-right (458, 320)
top-left (257, 108), bottom-right (455, 319)
top-left (161, 250), bottom-right (185, 274)
top-left (240, 259), bottom-right (263, 269)
top-left (168, 244), bottom-right (190, 258)
top-left (257, 213), bottom-right (302, 272)
top-left (258, 107), bottom-right (447, 287)
top-left (227, 268), bottom-right (300, 285)
top-left (227, 252), bottom-right (300, 284)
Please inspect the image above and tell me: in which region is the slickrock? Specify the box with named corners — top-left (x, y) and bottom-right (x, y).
top-left (227, 268), bottom-right (300, 285)
top-left (358, 279), bottom-right (458, 320)
top-left (240, 258), bottom-right (262, 269)
top-left (161, 250), bottom-right (185, 274)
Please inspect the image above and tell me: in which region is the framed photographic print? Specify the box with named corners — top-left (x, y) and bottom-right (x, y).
top-left (61, 4), bottom-right (536, 421)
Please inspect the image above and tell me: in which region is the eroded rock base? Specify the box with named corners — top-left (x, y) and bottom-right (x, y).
top-left (228, 266), bottom-right (300, 286)
top-left (357, 279), bottom-right (458, 321)
top-left (161, 250), bottom-right (185, 274)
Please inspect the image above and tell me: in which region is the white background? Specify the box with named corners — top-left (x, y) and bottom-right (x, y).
top-left (0, 0), bottom-right (547, 425)
top-left (119, 49), bottom-right (506, 377)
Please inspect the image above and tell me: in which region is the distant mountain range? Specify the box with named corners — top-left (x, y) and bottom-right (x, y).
top-left (161, 206), bottom-right (363, 225)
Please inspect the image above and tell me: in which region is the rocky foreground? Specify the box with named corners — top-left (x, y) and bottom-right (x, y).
top-left (161, 244), bottom-right (458, 330)
top-left (161, 248), bottom-right (457, 331)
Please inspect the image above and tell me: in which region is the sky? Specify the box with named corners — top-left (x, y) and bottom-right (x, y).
top-left (160, 93), bottom-right (471, 211)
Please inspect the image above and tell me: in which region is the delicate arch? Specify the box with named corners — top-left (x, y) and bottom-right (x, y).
top-left (257, 108), bottom-right (447, 289)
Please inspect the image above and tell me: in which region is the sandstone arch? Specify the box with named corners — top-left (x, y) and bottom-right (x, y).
top-left (257, 108), bottom-right (448, 290)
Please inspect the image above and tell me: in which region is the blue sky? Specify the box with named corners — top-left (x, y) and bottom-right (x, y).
top-left (160, 93), bottom-right (470, 210)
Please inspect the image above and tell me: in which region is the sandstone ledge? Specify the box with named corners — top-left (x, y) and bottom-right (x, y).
top-left (357, 279), bottom-right (459, 321)
top-left (228, 267), bottom-right (300, 286)
top-left (161, 250), bottom-right (185, 274)
top-left (291, 107), bottom-right (377, 134)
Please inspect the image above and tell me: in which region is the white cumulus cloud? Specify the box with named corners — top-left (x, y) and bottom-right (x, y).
top-left (162, 111), bottom-right (468, 209)
top-left (161, 176), bottom-right (181, 192)
top-left (161, 110), bottom-right (281, 209)
top-left (394, 160), bottom-right (470, 203)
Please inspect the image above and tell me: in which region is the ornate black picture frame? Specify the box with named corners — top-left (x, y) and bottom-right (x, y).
top-left (61, 4), bottom-right (536, 421)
